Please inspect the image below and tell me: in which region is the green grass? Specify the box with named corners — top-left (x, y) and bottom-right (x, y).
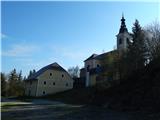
top-left (1, 101), bottom-right (31, 110)
top-left (1, 102), bottom-right (20, 107)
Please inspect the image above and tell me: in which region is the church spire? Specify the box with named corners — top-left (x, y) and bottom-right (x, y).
top-left (119, 14), bottom-right (128, 33)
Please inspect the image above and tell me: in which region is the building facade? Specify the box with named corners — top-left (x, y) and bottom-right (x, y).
top-left (25, 62), bottom-right (73, 96)
top-left (81, 15), bottom-right (132, 87)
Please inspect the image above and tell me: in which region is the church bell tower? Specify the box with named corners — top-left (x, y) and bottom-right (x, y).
top-left (117, 14), bottom-right (131, 51)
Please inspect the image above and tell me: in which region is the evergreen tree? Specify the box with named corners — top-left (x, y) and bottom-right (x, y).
top-left (27, 70), bottom-right (33, 79)
top-left (8, 69), bottom-right (19, 96)
top-left (27, 69), bottom-right (36, 79)
top-left (127, 19), bottom-right (147, 72)
top-left (23, 76), bottom-right (27, 81)
top-left (1, 72), bottom-right (7, 96)
top-left (7, 69), bottom-right (25, 96)
top-left (17, 70), bottom-right (25, 96)
top-left (33, 69), bottom-right (36, 74)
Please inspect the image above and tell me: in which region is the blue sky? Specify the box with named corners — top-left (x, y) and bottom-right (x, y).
top-left (1, 1), bottom-right (160, 76)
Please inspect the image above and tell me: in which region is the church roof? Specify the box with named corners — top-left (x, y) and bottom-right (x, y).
top-left (27, 62), bottom-right (67, 81)
top-left (119, 14), bottom-right (128, 33)
top-left (84, 54), bottom-right (98, 62)
top-left (95, 50), bottom-right (116, 60)
top-left (84, 50), bottom-right (116, 62)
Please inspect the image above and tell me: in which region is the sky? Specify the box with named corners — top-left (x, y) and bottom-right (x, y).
top-left (1, 1), bottom-right (160, 77)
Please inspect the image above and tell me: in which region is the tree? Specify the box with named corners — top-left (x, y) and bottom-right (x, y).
top-left (145, 20), bottom-right (160, 60)
top-left (27, 69), bottom-right (36, 79)
top-left (17, 70), bottom-right (25, 96)
top-left (127, 19), bottom-right (147, 72)
top-left (7, 69), bottom-right (24, 96)
top-left (98, 51), bottom-right (120, 87)
top-left (68, 66), bottom-right (80, 78)
top-left (8, 69), bottom-right (18, 96)
top-left (1, 72), bottom-right (7, 96)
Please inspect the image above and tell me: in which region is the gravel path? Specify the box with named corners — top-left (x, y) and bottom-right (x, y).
top-left (1, 99), bottom-right (160, 120)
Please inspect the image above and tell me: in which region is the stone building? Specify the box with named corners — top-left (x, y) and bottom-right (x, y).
top-left (81, 15), bottom-right (132, 87)
top-left (25, 62), bottom-right (73, 96)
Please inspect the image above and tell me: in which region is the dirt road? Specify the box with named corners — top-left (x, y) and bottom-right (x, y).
top-left (1, 99), bottom-right (159, 120)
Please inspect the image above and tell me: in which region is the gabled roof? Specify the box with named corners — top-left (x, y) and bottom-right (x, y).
top-left (84, 50), bottom-right (116, 62)
top-left (95, 50), bottom-right (116, 60)
top-left (84, 54), bottom-right (98, 62)
top-left (27, 62), bottom-right (67, 81)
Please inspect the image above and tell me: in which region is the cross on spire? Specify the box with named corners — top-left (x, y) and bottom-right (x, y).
top-left (119, 13), bottom-right (128, 33)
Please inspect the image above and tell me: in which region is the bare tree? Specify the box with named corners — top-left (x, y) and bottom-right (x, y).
top-left (68, 66), bottom-right (80, 78)
top-left (145, 20), bottom-right (160, 60)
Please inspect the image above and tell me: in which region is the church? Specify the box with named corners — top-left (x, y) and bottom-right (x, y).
top-left (25, 15), bottom-right (132, 96)
top-left (80, 15), bottom-right (132, 87)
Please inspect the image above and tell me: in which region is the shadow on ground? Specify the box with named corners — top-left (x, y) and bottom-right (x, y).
top-left (1, 98), bottom-right (160, 120)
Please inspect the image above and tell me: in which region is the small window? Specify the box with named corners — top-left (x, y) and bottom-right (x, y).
top-left (62, 74), bottom-right (64, 78)
top-left (43, 91), bottom-right (45, 95)
top-left (53, 82), bottom-right (55, 85)
top-left (44, 81), bottom-right (46, 85)
top-left (50, 73), bottom-right (52, 76)
top-left (30, 81), bottom-right (32, 85)
top-left (119, 38), bottom-right (122, 45)
top-left (66, 83), bottom-right (68, 86)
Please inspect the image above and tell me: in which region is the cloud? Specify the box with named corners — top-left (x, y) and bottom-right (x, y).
top-left (0, 33), bottom-right (8, 39)
top-left (2, 44), bottom-right (38, 57)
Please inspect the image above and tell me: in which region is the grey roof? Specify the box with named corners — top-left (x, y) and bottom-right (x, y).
top-left (95, 50), bottom-right (116, 60)
top-left (84, 54), bottom-right (98, 62)
top-left (27, 62), bottom-right (67, 81)
top-left (84, 50), bottom-right (116, 62)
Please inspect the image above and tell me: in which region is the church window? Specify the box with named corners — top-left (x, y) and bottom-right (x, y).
top-left (50, 73), bottom-right (52, 76)
top-left (44, 81), bottom-right (46, 85)
top-left (53, 82), bottom-right (55, 85)
top-left (43, 91), bottom-right (45, 95)
top-left (62, 74), bottom-right (64, 78)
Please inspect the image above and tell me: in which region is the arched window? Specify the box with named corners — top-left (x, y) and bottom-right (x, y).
top-left (50, 73), bottom-right (52, 76)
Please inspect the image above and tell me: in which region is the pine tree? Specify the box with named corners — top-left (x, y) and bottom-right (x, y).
top-left (127, 19), bottom-right (147, 72)
top-left (33, 69), bottom-right (36, 74)
top-left (8, 69), bottom-right (19, 96)
top-left (27, 69), bottom-right (36, 79)
top-left (17, 70), bottom-right (25, 96)
top-left (7, 69), bottom-right (25, 96)
top-left (1, 72), bottom-right (7, 96)
top-left (27, 70), bottom-right (33, 79)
